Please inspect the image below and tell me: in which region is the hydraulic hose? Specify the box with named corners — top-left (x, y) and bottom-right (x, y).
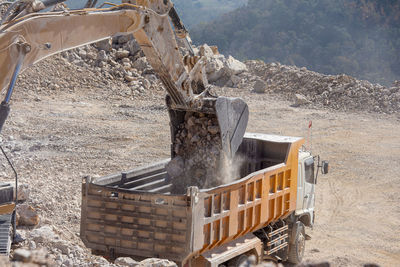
top-left (0, 53), bottom-right (24, 134)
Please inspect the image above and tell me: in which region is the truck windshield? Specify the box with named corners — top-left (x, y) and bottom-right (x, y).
top-left (304, 158), bottom-right (315, 184)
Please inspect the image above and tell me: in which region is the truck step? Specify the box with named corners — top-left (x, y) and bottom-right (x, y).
top-left (268, 225), bottom-right (288, 237)
top-left (255, 223), bottom-right (289, 256)
top-left (265, 224), bottom-right (289, 256)
top-left (266, 242), bottom-right (288, 255)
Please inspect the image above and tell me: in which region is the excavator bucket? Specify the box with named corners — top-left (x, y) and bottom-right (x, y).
top-left (215, 97), bottom-right (249, 158)
top-left (167, 96), bottom-right (249, 159)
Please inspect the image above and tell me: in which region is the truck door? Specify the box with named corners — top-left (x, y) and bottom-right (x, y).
top-left (296, 162), bottom-right (304, 212)
top-left (303, 157), bottom-right (315, 213)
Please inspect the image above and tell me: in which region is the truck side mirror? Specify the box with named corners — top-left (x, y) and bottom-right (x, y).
top-left (322, 161), bottom-right (329, 174)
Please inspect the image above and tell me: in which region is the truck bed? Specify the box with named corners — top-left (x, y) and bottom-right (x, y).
top-left (80, 133), bottom-right (304, 264)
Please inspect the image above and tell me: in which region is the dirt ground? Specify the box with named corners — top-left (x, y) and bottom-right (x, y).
top-left (0, 58), bottom-right (399, 266)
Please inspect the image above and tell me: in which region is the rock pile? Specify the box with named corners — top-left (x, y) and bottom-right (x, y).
top-left (15, 31), bottom-right (400, 117)
top-left (63, 40), bottom-right (248, 95)
top-left (12, 224), bottom-right (178, 267)
top-left (61, 34), bottom-right (157, 94)
top-left (166, 112), bottom-right (226, 194)
top-left (244, 60), bottom-right (400, 114)
top-left (198, 44), bottom-right (248, 87)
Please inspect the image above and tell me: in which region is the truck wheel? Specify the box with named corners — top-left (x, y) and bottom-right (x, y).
top-left (287, 222), bottom-right (305, 264)
top-left (228, 254), bottom-right (248, 267)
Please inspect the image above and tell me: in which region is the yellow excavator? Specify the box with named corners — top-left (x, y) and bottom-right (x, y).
top-left (0, 0), bottom-right (249, 255)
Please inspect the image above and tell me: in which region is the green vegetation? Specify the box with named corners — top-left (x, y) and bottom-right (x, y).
top-left (173, 0), bottom-right (247, 28)
top-left (66, 1), bottom-right (247, 28)
top-left (191, 0), bottom-right (400, 85)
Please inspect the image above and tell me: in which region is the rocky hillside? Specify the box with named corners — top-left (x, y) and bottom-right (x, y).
top-left (191, 0), bottom-right (400, 86)
top-left (46, 35), bottom-right (400, 115)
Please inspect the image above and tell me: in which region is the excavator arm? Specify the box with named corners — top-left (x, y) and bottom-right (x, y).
top-left (0, 0), bottom-right (248, 158)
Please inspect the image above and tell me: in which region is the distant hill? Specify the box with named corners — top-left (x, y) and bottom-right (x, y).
top-left (191, 0), bottom-right (400, 86)
top-left (65, 0), bottom-right (247, 28)
top-left (173, 0), bottom-right (247, 28)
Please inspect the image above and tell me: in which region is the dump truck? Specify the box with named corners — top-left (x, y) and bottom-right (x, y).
top-left (80, 133), bottom-right (329, 266)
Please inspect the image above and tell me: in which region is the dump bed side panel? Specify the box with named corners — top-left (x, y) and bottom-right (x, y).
top-left (80, 181), bottom-right (193, 262)
top-left (195, 137), bottom-right (303, 254)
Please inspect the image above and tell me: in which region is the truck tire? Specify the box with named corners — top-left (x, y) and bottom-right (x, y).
top-left (287, 222), bottom-right (305, 264)
top-left (228, 254), bottom-right (248, 267)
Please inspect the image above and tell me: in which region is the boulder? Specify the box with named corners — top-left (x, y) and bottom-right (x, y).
top-left (199, 44), bottom-right (214, 58)
top-left (31, 248), bottom-right (56, 266)
top-left (139, 258), bottom-right (177, 267)
top-left (132, 57), bottom-right (150, 70)
top-left (115, 257), bottom-right (139, 267)
top-left (116, 50), bottom-right (130, 59)
top-left (29, 225), bottom-right (57, 243)
top-left (13, 248), bottom-right (32, 263)
top-left (28, 240), bottom-right (36, 250)
top-left (124, 39), bottom-right (142, 56)
top-left (230, 75), bottom-right (242, 88)
top-left (207, 125), bottom-right (219, 135)
top-left (210, 45), bottom-right (219, 55)
top-left (118, 34), bottom-right (132, 44)
top-left (125, 75), bottom-right (136, 82)
top-left (253, 79), bottom-right (266, 94)
top-left (225, 55), bottom-right (247, 75)
top-left (97, 50), bottom-right (108, 61)
top-left (206, 56), bottom-right (225, 82)
top-left (77, 49), bottom-right (87, 59)
top-left (96, 38), bottom-right (112, 52)
top-left (86, 51), bottom-right (97, 60)
top-left (293, 93), bottom-right (310, 107)
top-left (16, 204), bottom-right (39, 226)
top-left (53, 240), bottom-right (70, 255)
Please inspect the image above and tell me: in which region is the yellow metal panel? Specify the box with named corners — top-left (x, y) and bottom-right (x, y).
top-left (0, 203), bottom-right (15, 214)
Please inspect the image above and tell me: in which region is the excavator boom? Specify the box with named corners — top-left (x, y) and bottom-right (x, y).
top-left (0, 0), bottom-right (248, 158)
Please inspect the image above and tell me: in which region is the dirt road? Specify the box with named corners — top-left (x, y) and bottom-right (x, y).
top-left (1, 60), bottom-right (399, 266)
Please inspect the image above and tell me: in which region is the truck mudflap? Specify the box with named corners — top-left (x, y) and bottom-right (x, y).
top-left (190, 233), bottom-right (263, 267)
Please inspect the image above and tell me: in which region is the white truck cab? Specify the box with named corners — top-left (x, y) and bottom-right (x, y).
top-left (295, 149), bottom-right (329, 228)
top-left (296, 151), bottom-right (317, 227)
top-left (284, 149), bottom-right (328, 264)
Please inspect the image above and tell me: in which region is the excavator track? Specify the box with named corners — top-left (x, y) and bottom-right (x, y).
top-left (0, 214), bottom-right (12, 255)
top-left (0, 182), bottom-right (15, 256)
